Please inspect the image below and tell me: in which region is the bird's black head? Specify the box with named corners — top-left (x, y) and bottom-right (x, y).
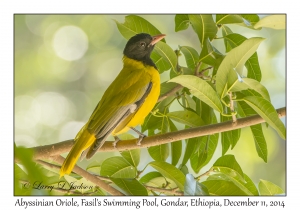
top-left (123, 33), bottom-right (166, 68)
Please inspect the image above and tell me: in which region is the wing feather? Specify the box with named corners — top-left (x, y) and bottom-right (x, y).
top-left (87, 66), bottom-right (151, 136)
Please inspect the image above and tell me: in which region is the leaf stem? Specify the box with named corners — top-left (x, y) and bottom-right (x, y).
top-left (196, 168), bottom-right (213, 180)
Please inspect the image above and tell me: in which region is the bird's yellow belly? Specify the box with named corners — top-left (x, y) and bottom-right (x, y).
top-left (127, 78), bottom-right (160, 127)
top-left (113, 67), bottom-right (160, 135)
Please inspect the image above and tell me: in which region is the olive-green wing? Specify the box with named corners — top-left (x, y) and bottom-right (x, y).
top-left (84, 67), bottom-right (153, 158)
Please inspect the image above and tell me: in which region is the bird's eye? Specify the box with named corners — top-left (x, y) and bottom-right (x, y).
top-left (140, 42), bottom-right (146, 47)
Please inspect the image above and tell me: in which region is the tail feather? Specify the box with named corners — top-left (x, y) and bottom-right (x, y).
top-left (60, 127), bottom-right (95, 177)
top-left (86, 132), bottom-right (110, 159)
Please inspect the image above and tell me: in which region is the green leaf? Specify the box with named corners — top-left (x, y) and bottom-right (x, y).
top-left (180, 165), bottom-right (189, 175)
top-left (190, 106), bottom-right (219, 173)
top-left (170, 66), bottom-right (194, 79)
top-left (142, 115), bottom-right (163, 132)
top-left (182, 137), bottom-right (200, 166)
top-left (149, 161), bottom-right (185, 190)
top-left (169, 75), bottom-right (223, 113)
top-left (64, 176), bottom-right (97, 194)
top-left (229, 78), bottom-right (270, 102)
top-left (169, 120), bottom-right (181, 166)
top-left (199, 38), bottom-right (223, 66)
top-left (207, 173), bottom-right (253, 195)
top-left (244, 173), bottom-right (259, 196)
top-left (221, 25), bottom-right (233, 52)
top-left (139, 171), bottom-right (174, 190)
top-left (175, 14), bottom-right (190, 32)
top-left (86, 161), bottom-right (101, 175)
top-left (241, 14), bottom-right (260, 25)
top-left (100, 156), bottom-right (136, 178)
top-left (213, 155), bottom-right (244, 181)
top-left (258, 179), bottom-right (284, 195)
top-left (15, 163), bottom-right (27, 180)
top-left (120, 149), bottom-right (140, 168)
top-left (250, 124), bottom-right (268, 162)
top-left (153, 41), bottom-right (177, 72)
top-left (115, 15), bottom-right (164, 41)
top-left (190, 135), bottom-right (218, 174)
top-left (237, 101), bottom-right (268, 162)
top-left (142, 96), bottom-right (174, 132)
top-left (216, 37), bottom-right (265, 98)
top-left (139, 171), bottom-right (164, 184)
top-left (148, 142), bottom-right (169, 162)
top-left (207, 173), bottom-right (258, 195)
top-left (245, 53), bottom-right (262, 81)
top-left (188, 15), bottom-right (218, 47)
top-left (110, 178), bottom-right (148, 195)
top-left (216, 14), bottom-right (244, 24)
top-left (184, 174), bottom-right (209, 195)
top-left (254, 15), bottom-right (286, 30)
top-left (243, 96), bottom-right (286, 139)
top-left (212, 56), bottom-right (224, 76)
top-left (220, 112), bottom-right (241, 152)
top-left (202, 180), bottom-right (248, 195)
top-left (190, 140), bottom-right (208, 173)
top-left (183, 94), bottom-right (196, 110)
top-left (15, 163), bottom-right (31, 195)
top-left (224, 33), bottom-right (262, 81)
top-left (230, 128), bottom-right (241, 149)
top-left (198, 99), bottom-right (216, 125)
top-left (160, 81), bottom-right (178, 96)
top-left (180, 46), bottom-right (199, 69)
top-left (167, 110), bottom-right (205, 127)
top-left (148, 116), bottom-right (170, 162)
top-left (220, 114), bottom-right (232, 155)
top-left (118, 133), bottom-right (141, 167)
top-left (231, 15), bottom-right (260, 29)
top-left (14, 146), bottom-right (46, 188)
top-left (237, 100), bottom-right (257, 116)
top-left (221, 131), bottom-right (231, 155)
top-left (221, 25), bottom-right (233, 36)
top-left (115, 15), bottom-right (176, 73)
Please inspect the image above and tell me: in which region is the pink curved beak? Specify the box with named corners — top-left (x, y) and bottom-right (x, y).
top-left (150, 34), bottom-right (166, 46)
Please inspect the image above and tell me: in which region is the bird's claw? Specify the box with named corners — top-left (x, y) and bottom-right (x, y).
top-left (137, 134), bottom-right (146, 146)
top-left (112, 136), bottom-right (121, 148)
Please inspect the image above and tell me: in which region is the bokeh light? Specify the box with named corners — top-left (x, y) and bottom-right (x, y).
top-left (35, 92), bottom-right (70, 126)
top-left (52, 25), bottom-right (88, 61)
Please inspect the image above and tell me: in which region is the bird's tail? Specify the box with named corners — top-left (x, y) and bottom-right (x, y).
top-left (60, 125), bottom-right (95, 178)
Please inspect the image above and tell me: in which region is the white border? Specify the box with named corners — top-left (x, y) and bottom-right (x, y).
top-left (1, 0), bottom-right (296, 209)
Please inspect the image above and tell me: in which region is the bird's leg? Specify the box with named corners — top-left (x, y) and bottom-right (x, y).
top-left (130, 127), bottom-right (147, 145)
top-left (112, 136), bottom-right (121, 148)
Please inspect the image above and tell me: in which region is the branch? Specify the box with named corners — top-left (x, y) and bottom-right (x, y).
top-left (157, 84), bottom-right (182, 102)
top-left (36, 160), bottom-right (183, 195)
top-left (30, 107), bottom-right (286, 160)
top-left (144, 185), bottom-right (183, 196)
top-left (95, 175), bottom-right (183, 195)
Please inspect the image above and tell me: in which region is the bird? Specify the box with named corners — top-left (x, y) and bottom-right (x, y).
top-left (60, 33), bottom-right (166, 177)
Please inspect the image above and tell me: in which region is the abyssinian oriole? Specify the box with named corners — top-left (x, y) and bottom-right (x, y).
top-left (60, 33), bottom-right (166, 177)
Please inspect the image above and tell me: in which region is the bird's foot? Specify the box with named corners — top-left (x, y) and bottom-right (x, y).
top-left (130, 127), bottom-right (147, 146)
top-left (112, 136), bottom-right (121, 148)
top-left (137, 134), bottom-right (146, 146)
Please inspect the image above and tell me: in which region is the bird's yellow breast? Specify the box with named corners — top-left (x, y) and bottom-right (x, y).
top-left (112, 57), bottom-right (160, 135)
top-left (127, 64), bottom-right (160, 126)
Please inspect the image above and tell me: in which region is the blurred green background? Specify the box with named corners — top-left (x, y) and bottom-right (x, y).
top-left (14, 15), bottom-right (286, 191)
